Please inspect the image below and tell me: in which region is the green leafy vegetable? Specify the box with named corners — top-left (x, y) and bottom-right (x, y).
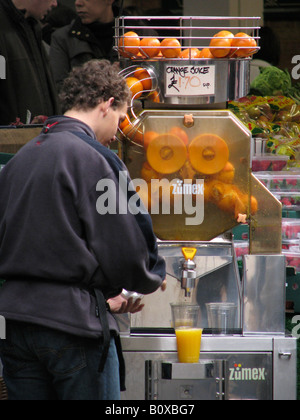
top-left (250, 66), bottom-right (300, 104)
top-left (250, 66), bottom-right (292, 96)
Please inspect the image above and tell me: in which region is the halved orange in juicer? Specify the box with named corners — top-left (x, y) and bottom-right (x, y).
top-left (188, 134), bottom-right (229, 175)
top-left (146, 134), bottom-right (187, 174)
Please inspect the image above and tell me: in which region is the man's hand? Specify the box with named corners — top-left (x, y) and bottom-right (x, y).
top-left (108, 295), bottom-right (144, 314)
top-left (161, 279), bottom-right (167, 292)
top-left (108, 280), bottom-right (166, 314)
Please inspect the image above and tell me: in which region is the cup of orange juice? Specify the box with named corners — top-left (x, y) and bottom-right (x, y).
top-left (171, 303), bottom-right (202, 363)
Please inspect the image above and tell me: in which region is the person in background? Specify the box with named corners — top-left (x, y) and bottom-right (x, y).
top-left (250, 26), bottom-right (281, 84)
top-left (50, 0), bottom-right (121, 88)
top-left (0, 59), bottom-right (166, 400)
top-left (0, 0), bottom-right (60, 125)
top-left (50, 0), bottom-right (155, 89)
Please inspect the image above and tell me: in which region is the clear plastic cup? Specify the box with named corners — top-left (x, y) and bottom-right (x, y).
top-left (206, 302), bottom-right (237, 335)
top-left (170, 303), bottom-right (202, 363)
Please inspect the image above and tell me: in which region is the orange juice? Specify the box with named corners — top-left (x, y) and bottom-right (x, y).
top-left (175, 327), bottom-right (203, 363)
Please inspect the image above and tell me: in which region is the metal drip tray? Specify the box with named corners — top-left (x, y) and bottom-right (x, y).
top-left (161, 360), bottom-right (216, 380)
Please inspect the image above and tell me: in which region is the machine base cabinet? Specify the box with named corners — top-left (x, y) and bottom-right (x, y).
top-left (121, 335), bottom-right (297, 400)
top-left (145, 360), bottom-right (226, 400)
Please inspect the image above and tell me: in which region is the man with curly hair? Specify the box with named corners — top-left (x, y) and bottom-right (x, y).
top-left (0, 60), bottom-right (166, 400)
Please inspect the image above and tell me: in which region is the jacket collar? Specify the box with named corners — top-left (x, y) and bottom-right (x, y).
top-left (69, 17), bottom-right (93, 43)
top-left (68, 5), bottom-right (120, 44)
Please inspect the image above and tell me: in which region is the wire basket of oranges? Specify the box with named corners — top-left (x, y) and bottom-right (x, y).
top-left (115, 16), bottom-right (260, 61)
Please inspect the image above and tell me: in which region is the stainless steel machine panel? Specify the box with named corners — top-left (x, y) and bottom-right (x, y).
top-left (121, 334), bottom-right (297, 401)
top-left (120, 59), bottom-right (250, 105)
top-left (146, 359), bottom-right (226, 400)
top-left (130, 241), bottom-right (242, 330)
top-left (122, 350), bottom-right (273, 400)
top-left (243, 255), bottom-right (286, 335)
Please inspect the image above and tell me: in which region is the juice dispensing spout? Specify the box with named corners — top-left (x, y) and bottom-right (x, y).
top-left (181, 247), bottom-right (197, 298)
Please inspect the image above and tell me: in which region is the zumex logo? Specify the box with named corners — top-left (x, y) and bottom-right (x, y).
top-left (96, 171), bottom-right (204, 226)
top-left (0, 55), bottom-right (6, 80)
top-left (229, 363), bottom-right (266, 381)
top-left (0, 316), bottom-right (6, 339)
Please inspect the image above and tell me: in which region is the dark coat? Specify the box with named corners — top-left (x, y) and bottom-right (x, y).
top-left (50, 16), bottom-right (119, 88)
top-left (0, 116), bottom-right (166, 338)
top-left (0, 0), bottom-right (60, 125)
top-left (50, 10), bottom-right (157, 88)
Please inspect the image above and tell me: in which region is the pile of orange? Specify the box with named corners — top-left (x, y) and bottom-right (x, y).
top-left (118, 32), bottom-right (183, 59)
top-left (124, 67), bottom-right (156, 102)
top-left (118, 30), bottom-right (257, 60)
top-left (118, 111), bottom-right (143, 145)
top-left (133, 67), bottom-right (152, 91)
top-left (209, 30), bottom-right (257, 58)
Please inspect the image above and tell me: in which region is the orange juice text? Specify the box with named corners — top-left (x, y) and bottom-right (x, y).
top-left (175, 327), bottom-right (203, 363)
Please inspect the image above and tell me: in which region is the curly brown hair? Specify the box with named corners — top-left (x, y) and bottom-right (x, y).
top-left (59, 60), bottom-right (131, 113)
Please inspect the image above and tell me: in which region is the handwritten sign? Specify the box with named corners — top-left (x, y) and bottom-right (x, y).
top-left (165, 65), bottom-right (215, 97)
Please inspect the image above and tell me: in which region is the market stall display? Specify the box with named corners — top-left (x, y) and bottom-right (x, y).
top-left (229, 95), bottom-right (300, 169)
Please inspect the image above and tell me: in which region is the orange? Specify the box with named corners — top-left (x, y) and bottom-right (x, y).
top-left (140, 37), bottom-right (161, 58)
top-left (133, 67), bottom-right (152, 91)
top-left (143, 131), bottom-right (159, 150)
top-left (140, 161), bottom-right (162, 182)
top-left (119, 113), bottom-right (131, 131)
top-left (179, 48), bottom-right (201, 59)
top-left (250, 196), bottom-right (258, 215)
top-left (239, 192), bottom-right (258, 215)
top-left (217, 187), bottom-right (244, 217)
top-left (188, 133), bottom-right (229, 175)
top-left (161, 38), bottom-right (181, 58)
top-left (231, 32), bottom-right (257, 57)
top-left (126, 77), bottom-right (144, 99)
top-left (215, 30), bottom-right (234, 39)
top-left (118, 31), bottom-right (140, 58)
top-left (122, 123), bottom-right (143, 145)
top-left (148, 90), bottom-right (160, 103)
top-left (213, 161), bottom-right (235, 184)
top-left (147, 134), bottom-right (187, 174)
top-left (199, 48), bottom-right (214, 59)
top-left (209, 30), bottom-right (234, 58)
top-left (169, 126), bottom-right (189, 146)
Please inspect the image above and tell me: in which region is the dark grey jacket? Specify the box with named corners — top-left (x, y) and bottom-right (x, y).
top-left (0, 0), bottom-right (60, 125)
top-left (50, 11), bottom-right (157, 88)
top-left (0, 117), bottom-right (165, 338)
top-left (50, 16), bottom-right (119, 88)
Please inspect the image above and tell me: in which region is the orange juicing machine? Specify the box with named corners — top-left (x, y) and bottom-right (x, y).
top-left (113, 16), bottom-right (296, 400)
